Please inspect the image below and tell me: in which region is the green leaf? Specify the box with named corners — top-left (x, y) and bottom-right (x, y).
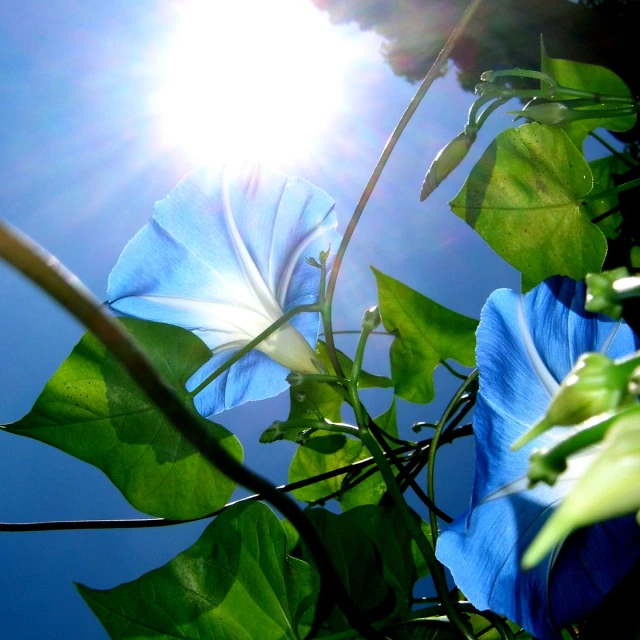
top-left (295, 508), bottom-right (389, 632)
top-left (290, 505), bottom-right (422, 631)
top-left (523, 409), bottom-right (640, 569)
top-left (78, 502), bottom-right (319, 640)
top-left (286, 342), bottom-right (394, 504)
top-left (450, 123), bottom-right (605, 288)
top-left (388, 623), bottom-right (461, 640)
top-left (289, 400), bottom-right (400, 506)
top-left (372, 268), bottom-right (477, 404)
top-left (584, 155), bottom-right (632, 239)
top-left (411, 519), bottom-right (433, 581)
top-left (289, 433), bottom-right (364, 503)
top-left (467, 613), bottom-right (528, 640)
top-left (541, 41), bottom-right (636, 149)
top-left (340, 400), bottom-right (400, 510)
top-left (4, 319), bottom-right (242, 519)
top-left (288, 341), bottom-right (392, 428)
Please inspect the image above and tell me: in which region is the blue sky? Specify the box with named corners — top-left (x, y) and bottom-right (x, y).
top-left (0, 1), bottom-right (525, 637)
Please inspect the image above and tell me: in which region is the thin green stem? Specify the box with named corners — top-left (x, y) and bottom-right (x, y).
top-left (349, 322), bottom-right (474, 639)
top-left (475, 97), bottom-right (510, 130)
top-left (188, 302), bottom-right (320, 399)
top-left (322, 0), bottom-right (487, 380)
top-left (482, 69), bottom-right (557, 87)
top-left (479, 613), bottom-right (515, 640)
top-left (555, 86), bottom-right (636, 104)
top-left (440, 359), bottom-right (469, 381)
top-left (583, 176), bottom-right (640, 203)
top-left (279, 418), bottom-right (359, 438)
top-left (0, 221), bottom-right (384, 640)
top-left (428, 370), bottom-right (479, 544)
top-left (468, 93), bottom-right (502, 128)
top-left (589, 131), bottom-right (639, 168)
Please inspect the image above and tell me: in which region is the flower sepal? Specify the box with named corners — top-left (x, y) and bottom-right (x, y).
top-left (512, 352), bottom-right (635, 451)
top-left (586, 268), bottom-right (640, 319)
top-left (523, 407), bottom-right (640, 569)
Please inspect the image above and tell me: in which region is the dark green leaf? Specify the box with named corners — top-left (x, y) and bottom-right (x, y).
top-left (296, 509), bottom-right (389, 633)
top-left (450, 123), bottom-right (605, 288)
top-left (5, 319), bottom-right (242, 519)
top-left (340, 400), bottom-right (400, 510)
top-left (372, 268), bottom-right (477, 404)
top-left (541, 41), bottom-right (636, 149)
top-left (78, 502), bottom-right (319, 640)
top-left (387, 623), bottom-right (461, 640)
top-left (290, 505), bottom-right (422, 632)
top-left (584, 155), bottom-right (632, 239)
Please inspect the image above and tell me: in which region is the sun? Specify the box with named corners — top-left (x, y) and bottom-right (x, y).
top-left (152, 0), bottom-right (353, 165)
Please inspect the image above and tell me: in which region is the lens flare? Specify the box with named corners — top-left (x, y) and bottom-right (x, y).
top-left (152, 0), bottom-right (352, 164)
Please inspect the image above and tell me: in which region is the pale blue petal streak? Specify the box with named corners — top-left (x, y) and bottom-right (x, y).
top-left (436, 277), bottom-right (640, 639)
top-left (108, 163), bottom-right (340, 415)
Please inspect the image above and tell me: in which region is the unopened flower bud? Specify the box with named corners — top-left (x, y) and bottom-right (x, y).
top-left (286, 371), bottom-right (305, 386)
top-left (319, 248), bottom-right (331, 264)
top-left (420, 131), bottom-right (476, 201)
top-left (585, 268), bottom-right (631, 319)
top-left (295, 429), bottom-right (313, 446)
top-left (510, 101), bottom-right (573, 126)
top-left (362, 305), bottom-right (381, 332)
top-left (523, 412), bottom-right (640, 568)
top-left (512, 352), bottom-right (631, 450)
top-left (259, 420), bottom-right (286, 444)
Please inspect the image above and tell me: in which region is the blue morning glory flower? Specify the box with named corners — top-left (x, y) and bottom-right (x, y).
top-left (108, 163), bottom-right (340, 417)
top-left (436, 277), bottom-right (640, 639)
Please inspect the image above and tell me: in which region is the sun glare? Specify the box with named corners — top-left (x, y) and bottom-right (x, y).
top-left (153, 0), bottom-right (354, 165)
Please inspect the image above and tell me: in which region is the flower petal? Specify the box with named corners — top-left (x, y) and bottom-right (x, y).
top-left (108, 163), bottom-right (340, 416)
top-left (436, 277), bottom-right (640, 639)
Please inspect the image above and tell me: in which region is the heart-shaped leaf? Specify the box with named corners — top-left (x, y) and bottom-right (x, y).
top-left (78, 502), bottom-right (319, 639)
top-left (5, 319), bottom-right (242, 519)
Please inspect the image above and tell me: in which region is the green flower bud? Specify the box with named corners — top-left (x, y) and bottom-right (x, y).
top-left (512, 352), bottom-right (631, 450)
top-left (527, 450), bottom-right (566, 487)
top-left (585, 268), bottom-right (632, 319)
top-left (259, 420), bottom-right (286, 443)
top-left (523, 412), bottom-right (640, 568)
top-left (420, 131), bottom-right (476, 202)
top-left (510, 101), bottom-right (573, 126)
top-left (362, 305), bottom-right (381, 332)
top-left (286, 371), bottom-right (305, 386)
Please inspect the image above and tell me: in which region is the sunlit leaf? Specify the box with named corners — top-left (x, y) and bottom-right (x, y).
top-left (286, 342), bottom-right (393, 504)
top-left (541, 41), bottom-right (636, 149)
top-left (288, 399), bottom-right (398, 505)
top-left (450, 123), bottom-right (605, 288)
top-left (289, 433), bottom-right (364, 503)
top-left (78, 502), bottom-right (319, 640)
top-left (4, 319), bottom-right (242, 519)
top-left (372, 268), bottom-right (477, 404)
top-left (288, 341), bottom-right (392, 427)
